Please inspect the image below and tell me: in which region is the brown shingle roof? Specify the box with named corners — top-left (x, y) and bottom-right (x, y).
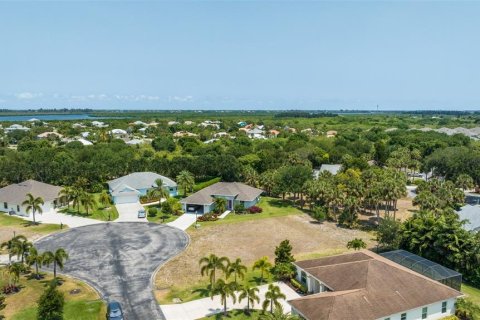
top-left (289, 250), bottom-right (462, 320)
top-left (180, 182), bottom-right (263, 205)
top-left (0, 180), bottom-right (62, 204)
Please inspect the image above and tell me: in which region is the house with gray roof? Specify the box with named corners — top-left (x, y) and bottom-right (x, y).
top-left (107, 172), bottom-right (177, 204)
top-left (313, 164), bottom-right (342, 179)
top-left (0, 180), bottom-right (63, 217)
top-left (457, 204), bottom-right (480, 232)
top-left (180, 182), bottom-right (263, 214)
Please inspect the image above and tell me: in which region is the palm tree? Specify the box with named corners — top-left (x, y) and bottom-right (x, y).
top-left (210, 279), bottom-right (237, 316)
top-left (238, 284), bottom-right (260, 314)
top-left (80, 193), bottom-right (96, 215)
top-left (22, 193), bottom-right (44, 224)
top-left (214, 197), bottom-right (227, 214)
top-left (262, 284), bottom-right (286, 314)
top-left (0, 235), bottom-right (27, 264)
top-left (346, 238), bottom-right (367, 251)
top-left (176, 170), bottom-right (195, 196)
top-left (199, 254), bottom-right (229, 287)
top-left (227, 258), bottom-right (247, 283)
top-left (15, 238), bottom-right (32, 264)
top-left (71, 187), bottom-right (85, 214)
top-left (26, 247), bottom-right (44, 279)
top-left (43, 248), bottom-right (69, 278)
top-left (98, 190), bottom-right (111, 209)
top-left (152, 178), bottom-right (169, 201)
top-left (260, 305), bottom-right (300, 320)
top-left (253, 256), bottom-right (272, 284)
top-left (7, 262), bottom-right (24, 287)
top-left (58, 186), bottom-right (74, 209)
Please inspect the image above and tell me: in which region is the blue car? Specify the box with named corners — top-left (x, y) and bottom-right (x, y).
top-left (107, 301), bottom-right (124, 320)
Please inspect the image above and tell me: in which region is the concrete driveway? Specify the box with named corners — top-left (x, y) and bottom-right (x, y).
top-left (115, 202), bottom-right (147, 222)
top-left (36, 223), bottom-right (189, 320)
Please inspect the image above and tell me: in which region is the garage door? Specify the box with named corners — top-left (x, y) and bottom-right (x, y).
top-left (114, 195), bottom-right (139, 204)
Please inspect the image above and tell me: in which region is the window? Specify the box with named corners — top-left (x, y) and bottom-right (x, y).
top-left (300, 271), bottom-right (307, 284)
top-left (16, 205), bottom-right (20, 212)
top-left (400, 313), bottom-right (407, 320)
top-left (3, 202), bottom-right (7, 209)
top-left (384, 318), bottom-right (390, 320)
top-left (442, 301), bottom-right (447, 313)
top-left (422, 307), bottom-right (428, 319)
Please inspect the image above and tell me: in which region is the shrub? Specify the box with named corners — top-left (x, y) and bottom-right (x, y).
top-left (193, 177), bottom-right (221, 192)
top-left (197, 213), bottom-right (219, 222)
top-left (247, 206), bottom-right (263, 214)
top-left (148, 207), bottom-right (157, 217)
top-left (37, 284), bottom-right (64, 320)
top-left (290, 278), bottom-right (307, 294)
top-left (234, 203), bottom-right (246, 214)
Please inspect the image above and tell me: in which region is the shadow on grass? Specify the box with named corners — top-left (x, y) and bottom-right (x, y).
top-left (208, 309), bottom-right (260, 319)
top-left (192, 284), bottom-right (213, 298)
top-left (265, 198), bottom-right (293, 208)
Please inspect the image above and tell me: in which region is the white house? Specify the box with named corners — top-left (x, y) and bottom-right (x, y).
top-left (5, 124), bottom-right (30, 133)
top-left (288, 251), bottom-right (462, 320)
top-left (0, 180), bottom-right (64, 217)
top-left (107, 172), bottom-right (177, 204)
top-left (180, 182), bottom-right (263, 214)
top-left (91, 121), bottom-right (108, 128)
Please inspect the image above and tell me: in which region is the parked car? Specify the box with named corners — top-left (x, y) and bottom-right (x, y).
top-left (138, 209), bottom-right (146, 218)
top-left (107, 301), bottom-right (124, 320)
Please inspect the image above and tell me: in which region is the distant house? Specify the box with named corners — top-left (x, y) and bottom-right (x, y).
top-left (319, 164), bottom-right (342, 176)
top-left (268, 129), bottom-right (280, 138)
top-left (237, 121), bottom-right (247, 127)
top-left (457, 205), bottom-right (480, 232)
top-left (72, 123), bottom-right (86, 129)
top-left (173, 131), bottom-right (198, 138)
top-left (213, 132), bottom-right (229, 138)
top-left (288, 250), bottom-right (462, 320)
top-left (131, 121), bottom-right (147, 126)
top-left (37, 132), bottom-right (63, 140)
top-left (246, 128), bottom-right (266, 139)
top-left (199, 120), bottom-right (221, 129)
top-left (5, 124), bottom-right (30, 133)
top-left (326, 130), bottom-right (337, 138)
top-left (180, 182), bottom-right (263, 214)
top-left (77, 138), bottom-right (93, 146)
top-left (168, 121), bottom-right (180, 126)
top-left (109, 129), bottom-right (128, 138)
top-left (126, 139), bottom-right (145, 145)
top-left (91, 121), bottom-right (108, 128)
top-left (107, 172), bottom-right (177, 204)
top-left (0, 180), bottom-right (64, 217)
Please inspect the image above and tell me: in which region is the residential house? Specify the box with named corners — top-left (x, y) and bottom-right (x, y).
top-left (37, 132), bottom-right (63, 140)
top-left (237, 121), bottom-right (247, 127)
top-left (5, 124), bottom-right (30, 133)
top-left (109, 129), bottom-right (128, 138)
top-left (77, 138), bottom-right (93, 146)
top-left (180, 182), bottom-right (263, 214)
top-left (72, 123), bottom-right (86, 129)
top-left (173, 131), bottom-right (198, 138)
top-left (126, 138), bottom-right (145, 145)
top-left (199, 120), bottom-right (221, 129)
top-left (268, 129), bottom-right (280, 138)
top-left (168, 121), bottom-right (180, 126)
top-left (91, 121), bottom-right (108, 128)
top-left (313, 164), bottom-right (342, 179)
top-left (289, 250), bottom-right (462, 320)
top-left (213, 132), bottom-right (229, 138)
top-left (326, 130), bottom-right (337, 138)
top-left (107, 172), bottom-right (177, 204)
top-left (0, 180), bottom-right (64, 217)
top-left (131, 121), bottom-right (147, 126)
top-left (184, 120), bottom-right (195, 126)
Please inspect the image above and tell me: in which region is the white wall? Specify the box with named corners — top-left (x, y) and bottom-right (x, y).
top-left (378, 298), bottom-right (456, 320)
top-left (2, 201), bottom-right (55, 217)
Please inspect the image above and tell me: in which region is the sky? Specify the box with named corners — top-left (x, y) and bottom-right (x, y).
top-left (1, 1), bottom-right (480, 110)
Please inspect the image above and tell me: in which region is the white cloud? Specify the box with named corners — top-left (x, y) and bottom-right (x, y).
top-left (15, 92), bottom-right (43, 100)
top-left (168, 95), bottom-right (193, 102)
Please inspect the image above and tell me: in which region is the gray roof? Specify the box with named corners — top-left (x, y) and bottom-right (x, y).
top-left (180, 182), bottom-right (263, 205)
top-left (108, 172), bottom-right (176, 196)
top-left (457, 204), bottom-right (480, 232)
top-left (0, 180), bottom-right (62, 204)
top-left (313, 164), bottom-right (342, 179)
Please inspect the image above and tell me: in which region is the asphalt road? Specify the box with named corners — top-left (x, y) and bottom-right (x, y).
top-left (36, 222), bottom-right (189, 320)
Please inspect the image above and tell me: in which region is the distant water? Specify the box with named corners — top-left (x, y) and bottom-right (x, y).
top-left (0, 114), bottom-right (116, 122)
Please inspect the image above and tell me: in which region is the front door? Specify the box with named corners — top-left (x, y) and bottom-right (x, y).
top-left (228, 200), bottom-right (233, 210)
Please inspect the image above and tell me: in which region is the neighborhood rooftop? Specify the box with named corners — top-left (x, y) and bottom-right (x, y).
top-left (108, 172), bottom-right (177, 193)
top-left (289, 250), bottom-right (462, 320)
top-left (0, 179), bottom-right (62, 203)
top-left (180, 182), bottom-right (263, 205)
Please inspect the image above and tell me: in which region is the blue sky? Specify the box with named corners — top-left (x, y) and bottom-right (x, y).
top-left (1, 1), bottom-right (479, 110)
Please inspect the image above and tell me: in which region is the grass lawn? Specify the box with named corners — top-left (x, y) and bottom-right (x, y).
top-left (143, 204), bottom-right (179, 224)
top-left (195, 197), bottom-right (304, 227)
top-left (60, 193), bottom-right (118, 221)
top-left (200, 310), bottom-right (262, 319)
top-left (462, 283), bottom-right (480, 305)
top-left (0, 213), bottom-right (64, 245)
top-left (1, 269), bottom-right (105, 320)
top-left (159, 268), bottom-right (273, 304)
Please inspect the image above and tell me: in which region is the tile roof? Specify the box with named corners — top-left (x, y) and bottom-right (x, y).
top-left (180, 182), bottom-right (263, 205)
top-left (0, 180), bottom-right (62, 204)
top-left (289, 250), bottom-right (462, 320)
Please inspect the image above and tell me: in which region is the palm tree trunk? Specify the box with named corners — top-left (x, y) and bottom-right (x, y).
top-left (224, 298), bottom-right (227, 316)
top-left (32, 209), bottom-right (36, 224)
top-left (247, 299), bottom-right (250, 313)
top-left (54, 261), bottom-right (57, 278)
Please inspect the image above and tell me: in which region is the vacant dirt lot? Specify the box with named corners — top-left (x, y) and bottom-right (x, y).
top-left (154, 213), bottom-right (375, 301)
top-left (358, 197), bottom-right (417, 224)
